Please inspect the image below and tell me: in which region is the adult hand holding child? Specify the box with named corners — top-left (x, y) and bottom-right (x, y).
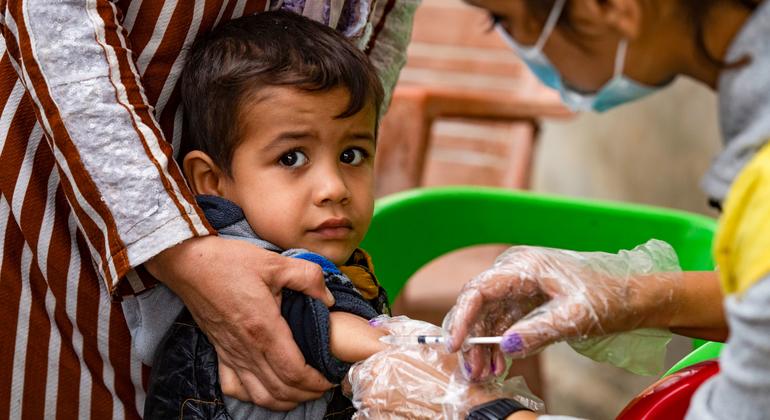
top-left (144, 235), bottom-right (335, 410)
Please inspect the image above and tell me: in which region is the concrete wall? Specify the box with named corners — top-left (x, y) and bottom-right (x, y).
top-left (534, 77), bottom-right (722, 217)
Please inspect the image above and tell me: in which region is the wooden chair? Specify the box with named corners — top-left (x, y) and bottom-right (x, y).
top-left (374, 0), bottom-right (571, 197)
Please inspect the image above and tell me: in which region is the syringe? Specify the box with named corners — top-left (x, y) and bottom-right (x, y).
top-left (379, 335), bottom-right (503, 346)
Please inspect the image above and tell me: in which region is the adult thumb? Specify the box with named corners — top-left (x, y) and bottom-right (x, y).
top-left (266, 255), bottom-right (335, 307)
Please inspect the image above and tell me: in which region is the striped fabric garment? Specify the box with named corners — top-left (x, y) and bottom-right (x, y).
top-left (0, 0), bottom-right (415, 418)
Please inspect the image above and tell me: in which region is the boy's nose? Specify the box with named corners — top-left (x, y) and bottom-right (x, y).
top-left (314, 165), bottom-right (351, 206)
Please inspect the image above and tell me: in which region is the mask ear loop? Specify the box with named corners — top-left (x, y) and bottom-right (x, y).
top-left (613, 39), bottom-right (629, 79)
top-left (507, 0), bottom-right (567, 58)
top-left (532, 0), bottom-right (567, 52)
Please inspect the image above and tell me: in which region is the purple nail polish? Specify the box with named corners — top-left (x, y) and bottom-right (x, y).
top-left (501, 333), bottom-right (524, 354)
top-left (368, 318), bottom-right (380, 327)
top-left (464, 361), bottom-right (472, 375)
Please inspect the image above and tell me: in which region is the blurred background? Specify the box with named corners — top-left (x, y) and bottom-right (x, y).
top-left (374, 0), bottom-right (722, 418)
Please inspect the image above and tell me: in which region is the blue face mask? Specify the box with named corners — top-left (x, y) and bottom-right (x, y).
top-left (496, 0), bottom-right (661, 112)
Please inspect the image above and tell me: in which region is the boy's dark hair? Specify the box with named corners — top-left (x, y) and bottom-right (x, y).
top-left (181, 10), bottom-right (384, 174)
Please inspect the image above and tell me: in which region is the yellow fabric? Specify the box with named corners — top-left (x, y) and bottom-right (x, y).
top-left (341, 249), bottom-right (381, 300)
top-left (715, 141), bottom-right (770, 295)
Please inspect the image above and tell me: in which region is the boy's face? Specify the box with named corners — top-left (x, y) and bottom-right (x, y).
top-left (220, 86), bottom-right (376, 265)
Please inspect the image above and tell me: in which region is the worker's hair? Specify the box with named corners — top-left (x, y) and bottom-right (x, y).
top-left (180, 10), bottom-right (384, 175)
top-left (519, 0), bottom-right (761, 69)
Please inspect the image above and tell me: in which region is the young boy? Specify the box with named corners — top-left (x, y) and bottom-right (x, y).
top-left (129, 10), bottom-right (538, 420)
top-left (130, 11), bottom-right (392, 419)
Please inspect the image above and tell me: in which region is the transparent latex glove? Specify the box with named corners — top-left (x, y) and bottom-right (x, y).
top-left (445, 239), bottom-right (683, 380)
top-left (347, 316), bottom-right (543, 419)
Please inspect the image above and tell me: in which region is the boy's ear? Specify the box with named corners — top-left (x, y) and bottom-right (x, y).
top-left (183, 151), bottom-right (226, 196)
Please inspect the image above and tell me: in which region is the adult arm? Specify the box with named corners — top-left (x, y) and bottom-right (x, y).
top-left (364, 0), bottom-right (420, 110)
top-left (667, 271), bottom-right (727, 341)
top-left (445, 240), bottom-right (727, 380)
top-left (0, 2), bottom-right (333, 409)
top-left (0, 0), bottom-right (212, 295)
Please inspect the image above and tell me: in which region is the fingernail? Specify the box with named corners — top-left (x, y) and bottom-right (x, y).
top-left (501, 333), bottom-right (524, 354)
top-left (326, 288), bottom-right (335, 306)
top-left (463, 361), bottom-right (472, 376)
top-left (368, 318), bottom-right (381, 327)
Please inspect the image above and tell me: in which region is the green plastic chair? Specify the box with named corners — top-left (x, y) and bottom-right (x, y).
top-left (361, 186), bottom-right (722, 374)
top-left (664, 341), bottom-right (723, 376)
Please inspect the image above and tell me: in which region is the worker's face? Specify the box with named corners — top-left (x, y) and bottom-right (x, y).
top-left (465, 0), bottom-right (671, 93)
top-left (186, 86), bottom-right (377, 265)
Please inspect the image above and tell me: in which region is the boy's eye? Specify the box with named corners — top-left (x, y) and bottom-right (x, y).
top-left (340, 148), bottom-right (367, 165)
top-left (279, 150), bottom-right (308, 168)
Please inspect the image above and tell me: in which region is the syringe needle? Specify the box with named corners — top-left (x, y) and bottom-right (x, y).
top-left (379, 335), bottom-right (503, 346)
top-left (378, 335), bottom-right (445, 345)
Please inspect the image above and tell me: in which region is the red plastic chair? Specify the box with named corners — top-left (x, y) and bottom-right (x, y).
top-left (617, 361), bottom-right (719, 420)
top-left (617, 341), bottom-right (723, 419)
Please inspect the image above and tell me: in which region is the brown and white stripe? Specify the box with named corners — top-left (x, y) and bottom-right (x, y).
top-left (0, 0), bottom-right (412, 418)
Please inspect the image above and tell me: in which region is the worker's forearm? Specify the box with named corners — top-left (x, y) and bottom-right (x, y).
top-left (667, 271), bottom-right (728, 340)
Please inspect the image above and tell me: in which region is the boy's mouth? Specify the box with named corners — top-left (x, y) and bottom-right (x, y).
top-left (309, 218), bottom-right (353, 240)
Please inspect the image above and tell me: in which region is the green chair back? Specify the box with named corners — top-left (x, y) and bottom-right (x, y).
top-left (665, 341), bottom-right (723, 376)
top-left (363, 186), bottom-right (717, 301)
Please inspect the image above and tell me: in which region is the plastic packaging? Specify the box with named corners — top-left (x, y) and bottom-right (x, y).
top-left (445, 239), bottom-right (682, 377)
top-left (347, 316), bottom-right (543, 419)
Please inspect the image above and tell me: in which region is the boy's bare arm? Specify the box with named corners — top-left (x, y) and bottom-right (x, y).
top-left (219, 304), bottom-right (382, 402)
top-left (328, 312), bottom-right (387, 363)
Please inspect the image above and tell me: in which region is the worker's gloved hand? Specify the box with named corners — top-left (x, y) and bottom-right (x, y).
top-left (445, 239), bottom-right (683, 380)
top-left (346, 315), bottom-right (542, 419)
